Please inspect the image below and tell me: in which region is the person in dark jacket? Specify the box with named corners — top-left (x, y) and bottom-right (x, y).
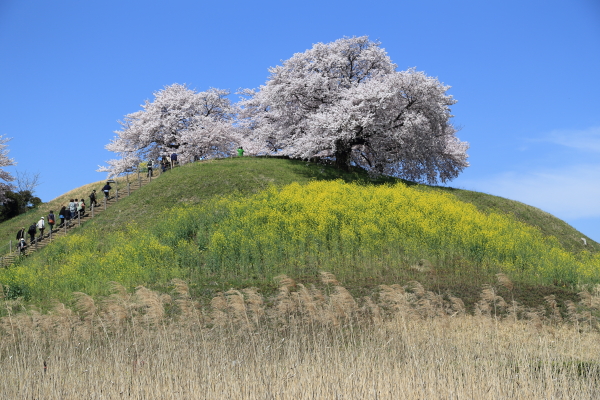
top-left (89, 189), bottom-right (99, 207)
top-left (47, 211), bottom-right (56, 232)
top-left (27, 223), bottom-right (36, 244)
top-left (102, 183), bottom-right (112, 199)
top-left (147, 159), bottom-right (153, 177)
top-left (59, 205), bottom-right (67, 227)
top-left (16, 227), bottom-right (26, 241)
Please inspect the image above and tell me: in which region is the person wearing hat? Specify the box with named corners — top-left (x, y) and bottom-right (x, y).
top-left (18, 238), bottom-right (26, 255)
top-left (36, 216), bottom-right (46, 240)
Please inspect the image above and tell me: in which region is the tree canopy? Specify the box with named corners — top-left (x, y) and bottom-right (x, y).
top-left (0, 136), bottom-right (16, 204)
top-left (102, 37), bottom-right (469, 184)
top-left (100, 84), bottom-right (236, 177)
top-left (239, 36), bottom-right (469, 184)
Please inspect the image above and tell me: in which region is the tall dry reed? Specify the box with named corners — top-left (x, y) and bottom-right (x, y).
top-left (1, 274), bottom-right (599, 399)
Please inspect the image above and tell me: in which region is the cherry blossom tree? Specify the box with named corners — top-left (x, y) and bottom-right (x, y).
top-left (100, 84), bottom-right (237, 177)
top-left (238, 36), bottom-right (469, 184)
top-left (0, 136), bottom-right (16, 203)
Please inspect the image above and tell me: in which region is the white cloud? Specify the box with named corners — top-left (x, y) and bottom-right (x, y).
top-left (460, 164), bottom-right (600, 220)
top-left (540, 126), bottom-right (600, 153)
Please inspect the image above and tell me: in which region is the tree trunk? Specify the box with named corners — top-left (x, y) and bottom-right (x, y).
top-left (334, 141), bottom-right (352, 171)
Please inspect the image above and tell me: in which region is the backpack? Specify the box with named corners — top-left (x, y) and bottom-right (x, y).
top-left (48, 214), bottom-right (55, 224)
top-left (28, 224), bottom-right (36, 235)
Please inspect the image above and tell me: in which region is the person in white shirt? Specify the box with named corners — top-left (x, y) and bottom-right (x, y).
top-left (36, 217), bottom-right (45, 240)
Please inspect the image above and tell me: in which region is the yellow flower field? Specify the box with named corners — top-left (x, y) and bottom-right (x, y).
top-left (165, 181), bottom-right (600, 284)
top-left (2, 180), bottom-right (598, 301)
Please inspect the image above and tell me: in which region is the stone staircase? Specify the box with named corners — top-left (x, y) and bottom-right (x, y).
top-left (1, 173), bottom-right (155, 267)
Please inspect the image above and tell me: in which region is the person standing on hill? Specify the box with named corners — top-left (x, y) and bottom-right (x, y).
top-left (237, 147), bottom-right (244, 157)
top-left (64, 205), bottom-right (71, 226)
top-left (27, 223), bottom-right (36, 244)
top-left (102, 182), bottom-right (112, 200)
top-left (78, 199), bottom-right (86, 217)
top-left (170, 152), bottom-right (178, 168)
top-left (89, 189), bottom-right (99, 207)
top-left (36, 217), bottom-right (45, 240)
top-left (147, 159), bottom-right (153, 177)
top-left (17, 238), bottom-right (26, 255)
top-left (59, 205), bottom-right (66, 227)
top-left (47, 211), bottom-right (55, 232)
top-left (69, 199), bottom-right (77, 222)
top-left (16, 226), bottom-right (26, 241)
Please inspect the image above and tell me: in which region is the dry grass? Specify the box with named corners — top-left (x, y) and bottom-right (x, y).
top-left (1, 274), bottom-right (600, 399)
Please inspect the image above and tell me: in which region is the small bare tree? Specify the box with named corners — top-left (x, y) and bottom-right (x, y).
top-left (15, 171), bottom-right (42, 194)
top-left (0, 171), bottom-right (43, 219)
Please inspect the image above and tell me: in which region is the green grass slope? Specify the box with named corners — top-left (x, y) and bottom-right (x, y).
top-left (0, 157), bottom-right (597, 309)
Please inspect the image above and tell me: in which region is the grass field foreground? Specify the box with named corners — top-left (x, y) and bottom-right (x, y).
top-left (1, 275), bottom-right (600, 399)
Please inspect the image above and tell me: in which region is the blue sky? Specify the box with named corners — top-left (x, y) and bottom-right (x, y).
top-left (1, 0), bottom-right (599, 241)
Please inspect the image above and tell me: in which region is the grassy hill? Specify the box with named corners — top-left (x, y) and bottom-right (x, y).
top-left (0, 157), bottom-right (598, 310)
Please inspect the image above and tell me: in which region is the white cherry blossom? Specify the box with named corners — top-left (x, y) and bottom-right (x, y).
top-left (0, 135), bottom-right (16, 203)
top-left (238, 36), bottom-right (469, 183)
top-left (100, 84), bottom-right (236, 177)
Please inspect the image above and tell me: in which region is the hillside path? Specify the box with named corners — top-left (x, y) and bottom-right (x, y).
top-left (1, 174), bottom-right (154, 267)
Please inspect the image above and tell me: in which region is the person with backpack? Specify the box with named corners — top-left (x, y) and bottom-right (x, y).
top-left (36, 217), bottom-right (45, 240)
top-left (47, 211), bottom-right (56, 233)
top-left (28, 223), bottom-right (37, 244)
top-left (102, 182), bottom-right (112, 200)
top-left (89, 189), bottom-right (98, 207)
